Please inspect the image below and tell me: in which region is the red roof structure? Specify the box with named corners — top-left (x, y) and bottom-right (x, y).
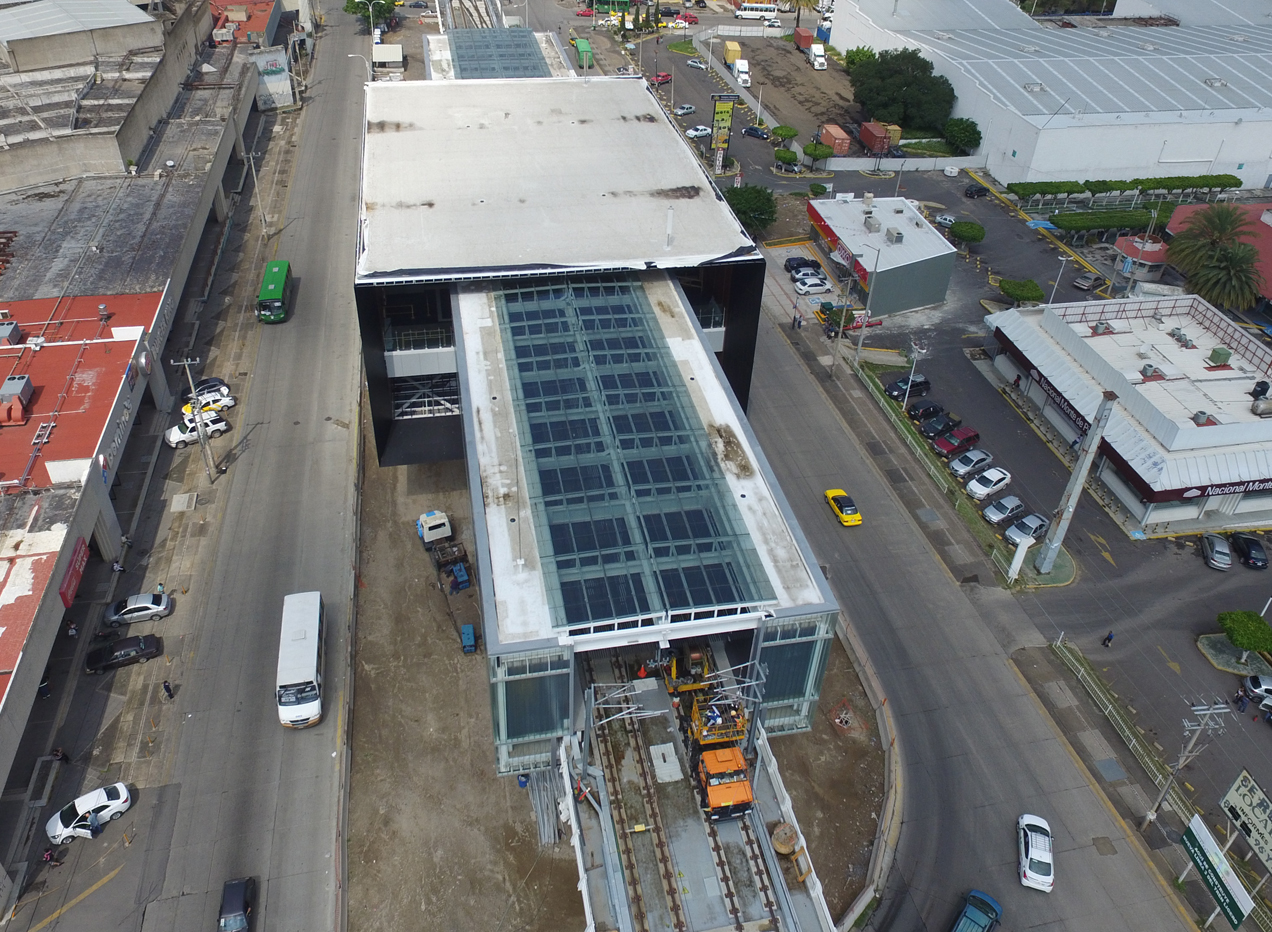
top-left (211, 0), bottom-right (280, 46)
top-left (1167, 202), bottom-right (1272, 299)
top-left (1113, 233), bottom-right (1167, 265)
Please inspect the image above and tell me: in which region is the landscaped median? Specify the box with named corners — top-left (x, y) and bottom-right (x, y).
top-left (855, 362), bottom-right (1074, 587)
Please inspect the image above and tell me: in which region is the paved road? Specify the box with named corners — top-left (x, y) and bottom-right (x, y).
top-left (134, 15), bottom-right (364, 932)
top-left (745, 296), bottom-right (1193, 932)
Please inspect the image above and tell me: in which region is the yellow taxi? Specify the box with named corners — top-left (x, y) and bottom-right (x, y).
top-left (824, 489), bottom-right (861, 526)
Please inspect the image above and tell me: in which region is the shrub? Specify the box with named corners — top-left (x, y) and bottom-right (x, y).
top-left (809, 183), bottom-right (828, 196)
top-left (771, 125), bottom-right (800, 142)
top-left (1220, 610), bottom-right (1272, 664)
top-left (999, 278), bottom-right (1045, 304)
top-left (774, 148), bottom-right (798, 166)
top-left (802, 142), bottom-right (834, 163)
top-left (943, 117), bottom-right (981, 153)
top-left (1006, 181), bottom-right (1086, 198)
top-left (842, 46), bottom-right (876, 74)
top-left (947, 221), bottom-right (985, 245)
top-left (1049, 210), bottom-right (1153, 232)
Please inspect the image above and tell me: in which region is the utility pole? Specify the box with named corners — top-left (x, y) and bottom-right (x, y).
top-left (1034, 390), bottom-right (1116, 574)
top-left (170, 358), bottom-right (218, 484)
top-left (899, 338), bottom-right (927, 412)
top-left (853, 244), bottom-right (882, 364)
top-left (1142, 700), bottom-right (1232, 831)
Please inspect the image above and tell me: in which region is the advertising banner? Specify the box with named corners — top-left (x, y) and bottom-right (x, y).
top-left (58, 537), bottom-right (89, 609)
top-left (1222, 769), bottom-right (1272, 870)
top-left (1181, 814), bottom-right (1254, 930)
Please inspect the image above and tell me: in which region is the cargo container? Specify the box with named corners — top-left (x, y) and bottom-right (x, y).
top-left (882, 122), bottom-right (902, 146)
top-left (859, 121), bottom-right (890, 154)
top-left (724, 40), bottom-right (741, 64)
top-left (818, 123), bottom-right (852, 156)
top-left (793, 26), bottom-right (813, 49)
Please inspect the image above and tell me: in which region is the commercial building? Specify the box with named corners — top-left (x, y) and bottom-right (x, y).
top-left (827, 0), bottom-right (1272, 187)
top-left (987, 294), bottom-right (1272, 535)
top-left (806, 194), bottom-right (956, 315)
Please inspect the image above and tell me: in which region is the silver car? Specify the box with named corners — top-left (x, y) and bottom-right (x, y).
top-left (1200, 533), bottom-right (1232, 571)
top-left (966, 466), bottom-right (1011, 502)
top-left (949, 449), bottom-right (992, 479)
top-left (104, 593), bottom-right (174, 627)
top-left (1005, 513), bottom-right (1049, 546)
top-left (982, 494), bottom-right (1025, 526)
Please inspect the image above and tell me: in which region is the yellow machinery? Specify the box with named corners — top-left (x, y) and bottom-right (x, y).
top-left (662, 643), bottom-right (710, 694)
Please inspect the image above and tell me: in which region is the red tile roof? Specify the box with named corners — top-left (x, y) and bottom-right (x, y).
top-left (1167, 202), bottom-right (1272, 299)
top-left (1113, 233), bottom-right (1167, 264)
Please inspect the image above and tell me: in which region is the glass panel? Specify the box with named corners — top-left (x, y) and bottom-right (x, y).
top-left (504, 673), bottom-right (571, 740)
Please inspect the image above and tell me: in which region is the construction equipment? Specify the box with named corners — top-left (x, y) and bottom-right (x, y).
top-left (674, 651), bottom-right (755, 821)
top-left (662, 642), bottom-right (711, 694)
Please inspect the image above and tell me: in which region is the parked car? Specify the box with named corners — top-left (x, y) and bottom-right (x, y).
top-left (934, 213), bottom-right (956, 228)
top-left (180, 377), bottom-right (230, 403)
top-left (575, 7), bottom-right (593, 14)
top-left (695, 0), bottom-right (706, 6)
top-left (685, 125), bottom-right (711, 139)
top-left (982, 495), bottom-right (1025, 527)
top-left (1005, 513), bottom-right (1049, 546)
top-left (218, 877), bottom-right (258, 932)
top-left (1072, 271), bottom-right (1103, 291)
top-left (949, 890), bottom-right (1002, 932)
top-left (182, 394), bottom-right (236, 422)
top-left (659, 5), bottom-right (679, 15)
top-left (966, 467), bottom-right (1011, 501)
top-left (652, 72), bottom-right (672, 85)
top-left (678, 11), bottom-right (698, 22)
top-left (919, 413), bottom-right (962, 440)
top-left (763, 17), bottom-right (781, 26)
top-left (673, 104), bottom-right (696, 116)
top-left (949, 449), bottom-right (993, 479)
top-left (742, 125), bottom-right (770, 140)
top-left (1017, 814), bottom-right (1055, 892)
top-left (791, 266), bottom-right (826, 282)
top-left (794, 278), bottom-right (832, 295)
top-left (1200, 532), bottom-right (1233, 571)
top-left (884, 374), bottom-right (931, 401)
top-left (408, 1), bottom-right (426, 7)
top-left (85, 634), bottom-right (163, 675)
top-left (907, 400), bottom-right (944, 423)
top-left (103, 593), bottom-right (174, 627)
top-left (46, 783), bottom-right (132, 844)
top-left (1244, 675), bottom-right (1272, 701)
top-left (670, 17), bottom-right (688, 26)
top-left (784, 256), bottom-right (819, 273)
top-left (687, 57), bottom-right (707, 70)
top-left (888, 145), bottom-right (907, 158)
top-left (964, 183), bottom-right (990, 198)
top-left (824, 489), bottom-right (861, 526)
top-left (165, 413), bottom-right (230, 449)
top-left (1230, 533), bottom-right (1268, 569)
top-left (934, 427), bottom-right (980, 459)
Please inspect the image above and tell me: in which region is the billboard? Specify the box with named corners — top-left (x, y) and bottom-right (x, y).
top-left (1181, 814), bottom-right (1255, 930)
top-left (1222, 769), bottom-right (1272, 869)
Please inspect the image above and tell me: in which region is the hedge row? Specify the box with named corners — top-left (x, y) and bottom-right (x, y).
top-left (1049, 209), bottom-right (1153, 232)
top-left (1005, 181), bottom-right (1086, 197)
top-left (1011, 174), bottom-right (1242, 199)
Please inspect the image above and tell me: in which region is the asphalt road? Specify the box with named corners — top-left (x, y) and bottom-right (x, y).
top-left (133, 15), bottom-right (364, 932)
top-left (746, 294), bottom-right (1194, 932)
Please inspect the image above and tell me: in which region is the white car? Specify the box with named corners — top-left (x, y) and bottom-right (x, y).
top-left (763, 17), bottom-right (782, 26)
top-left (966, 466), bottom-right (1011, 501)
top-left (794, 278), bottom-right (832, 295)
top-left (685, 125), bottom-right (711, 139)
top-left (46, 783), bottom-right (131, 843)
top-left (670, 18), bottom-right (688, 26)
top-left (181, 394), bottom-right (236, 422)
top-left (934, 213), bottom-right (957, 228)
top-left (1017, 814), bottom-right (1055, 892)
top-left (673, 104), bottom-right (696, 116)
top-left (165, 413), bottom-right (231, 449)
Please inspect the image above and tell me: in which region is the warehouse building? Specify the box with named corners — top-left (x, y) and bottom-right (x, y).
top-left (353, 76), bottom-right (839, 774)
top-left (987, 295), bottom-right (1272, 535)
top-left (827, 0), bottom-right (1272, 187)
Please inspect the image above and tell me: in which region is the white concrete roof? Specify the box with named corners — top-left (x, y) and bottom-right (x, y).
top-left (988, 296), bottom-right (1272, 494)
top-left (0, 0), bottom-right (153, 42)
top-left (809, 195), bottom-right (956, 273)
top-left (911, 25), bottom-right (1272, 127)
top-left (355, 77), bottom-right (757, 283)
top-left (1115, 0), bottom-right (1270, 27)
top-left (836, 0), bottom-right (1034, 33)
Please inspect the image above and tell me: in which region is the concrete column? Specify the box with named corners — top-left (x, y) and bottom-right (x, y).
top-left (147, 357), bottom-right (175, 413)
top-left (212, 185), bottom-right (229, 223)
top-left (80, 469), bottom-right (124, 563)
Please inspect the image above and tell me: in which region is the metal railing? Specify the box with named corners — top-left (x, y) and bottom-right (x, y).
top-left (850, 360), bottom-right (954, 494)
top-left (383, 324), bottom-right (454, 352)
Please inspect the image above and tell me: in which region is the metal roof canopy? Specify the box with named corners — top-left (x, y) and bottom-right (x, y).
top-left (0, 0), bottom-right (154, 43)
top-left (354, 77), bottom-right (757, 283)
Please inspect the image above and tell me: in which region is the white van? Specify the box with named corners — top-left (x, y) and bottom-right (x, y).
top-left (276, 591), bottom-right (324, 728)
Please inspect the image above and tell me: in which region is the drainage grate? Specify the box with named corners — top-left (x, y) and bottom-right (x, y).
top-left (885, 467), bottom-right (911, 485)
top-left (866, 440), bottom-right (889, 457)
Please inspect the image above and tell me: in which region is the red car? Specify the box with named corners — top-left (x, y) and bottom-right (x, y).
top-left (575, 6), bottom-right (593, 14)
top-left (652, 72), bottom-right (672, 85)
top-left (933, 427), bottom-right (981, 459)
top-left (678, 11), bottom-right (698, 22)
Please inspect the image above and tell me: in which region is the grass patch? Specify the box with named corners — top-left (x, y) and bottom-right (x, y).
top-left (901, 139), bottom-right (958, 157)
top-left (668, 41), bottom-right (695, 54)
top-left (851, 897), bottom-right (879, 929)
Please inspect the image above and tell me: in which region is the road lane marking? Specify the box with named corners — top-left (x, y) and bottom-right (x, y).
top-left (27, 865), bottom-right (122, 932)
top-left (1158, 645), bottom-right (1181, 675)
top-left (1087, 532), bottom-right (1116, 566)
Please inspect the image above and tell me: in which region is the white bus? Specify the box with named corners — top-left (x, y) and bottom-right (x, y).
top-left (276, 591), bottom-right (324, 728)
top-left (734, 1), bottom-right (778, 18)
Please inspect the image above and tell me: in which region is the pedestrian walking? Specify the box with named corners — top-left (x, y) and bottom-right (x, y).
top-left (157, 582), bottom-right (164, 595)
top-left (110, 560), bottom-right (124, 573)
top-left (1102, 630), bottom-right (1114, 647)
top-left (1239, 693), bottom-right (1251, 713)
top-left (791, 313), bottom-right (799, 330)
top-left (1013, 374), bottom-right (1021, 389)
top-left (66, 622), bottom-right (78, 638)
top-left (796, 312), bottom-right (804, 330)
top-left (162, 680), bottom-right (174, 701)
top-left (51, 747), bottom-right (67, 762)
top-left (120, 535), bottom-right (133, 549)
top-left (1070, 436), bottom-right (1081, 451)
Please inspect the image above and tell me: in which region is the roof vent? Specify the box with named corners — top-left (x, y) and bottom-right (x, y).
top-left (1208, 346), bottom-right (1232, 366)
top-left (885, 227), bottom-right (904, 244)
top-left (1229, 34), bottom-right (1249, 42)
top-left (1140, 363), bottom-right (1159, 378)
top-left (1136, 344), bottom-right (1153, 359)
top-left (0, 321), bottom-right (22, 345)
top-left (863, 192), bottom-right (874, 208)
top-left (1204, 77), bottom-right (1228, 88)
top-left (1019, 44), bottom-right (1041, 52)
top-left (27, 336), bottom-right (44, 352)
top-left (1093, 320), bottom-right (1112, 334)
top-left (1139, 42), bottom-right (1158, 50)
top-left (1252, 380), bottom-right (1270, 400)
top-left (0, 375), bottom-right (33, 407)
top-left (1192, 410), bottom-right (1210, 426)
top-left (1023, 82), bottom-right (1047, 93)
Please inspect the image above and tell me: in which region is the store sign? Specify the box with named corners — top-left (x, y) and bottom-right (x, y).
top-left (1030, 368), bottom-right (1090, 432)
top-left (58, 537), bottom-right (89, 608)
top-left (1222, 770), bottom-right (1272, 869)
top-left (1181, 814), bottom-right (1254, 931)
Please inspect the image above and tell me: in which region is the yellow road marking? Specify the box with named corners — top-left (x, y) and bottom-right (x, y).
top-left (28, 866), bottom-right (122, 932)
top-left (1158, 645), bottom-right (1181, 675)
top-left (1087, 532), bottom-right (1116, 566)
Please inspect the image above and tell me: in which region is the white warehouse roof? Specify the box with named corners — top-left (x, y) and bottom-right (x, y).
top-left (0, 0), bottom-right (153, 43)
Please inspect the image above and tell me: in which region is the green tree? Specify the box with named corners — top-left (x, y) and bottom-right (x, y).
top-left (999, 278), bottom-right (1044, 305)
top-left (1219, 610), bottom-right (1272, 665)
top-left (771, 125), bottom-right (800, 143)
top-left (723, 185), bottom-right (777, 235)
top-left (344, 0), bottom-right (392, 27)
top-left (943, 117), bottom-right (981, 153)
top-left (802, 142), bottom-right (833, 166)
top-left (791, 0), bottom-right (817, 29)
top-left (809, 183), bottom-right (827, 196)
top-left (843, 46), bottom-right (876, 74)
top-left (848, 48), bottom-right (955, 131)
top-left (1167, 203), bottom-right (1255, 275)
top-left (774, 148), bottom-right (799, 167)
top-left (947, 221), bottom-right (985, 246)
top-left (1188, 243), bottom-right (1266, 311)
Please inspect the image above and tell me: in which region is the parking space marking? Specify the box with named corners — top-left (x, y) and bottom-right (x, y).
top-left (1087, 532), bottom-right (1116, 566)
top-left (26, 865), bottom-right (122, 932)
top-left (1157, 645), bottom-right (1181, 675)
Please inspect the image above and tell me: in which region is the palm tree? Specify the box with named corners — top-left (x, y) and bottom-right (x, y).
top-left (791, 0), bottom-right (818, 29)
top-left (1187, 243), bottom-right (1265, 311)
top-left (1166, 203), bottom-right (1255, 275)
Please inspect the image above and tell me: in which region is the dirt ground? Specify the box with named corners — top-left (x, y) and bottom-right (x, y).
top-left (728, 37), bottom-right (863, 143)
top-left (767, 193), bottom-right (817, 241)
top-left (770, 634), bottom-right (885, 917)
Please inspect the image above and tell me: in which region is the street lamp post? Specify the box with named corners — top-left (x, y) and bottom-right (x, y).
top-left (900, 339), bottom-right (927, 412)
top-left (1048, 254), bottom-right (1070, 305)
top-left (853, 244), bottom-right (882, 364)
top-left (348, 53), bottom-right (372, 82)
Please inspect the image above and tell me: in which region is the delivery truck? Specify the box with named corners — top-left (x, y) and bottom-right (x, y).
top-left (732, 58), bottom-right (751, 87)
top-left (805, 42), bottom-right (826, 69)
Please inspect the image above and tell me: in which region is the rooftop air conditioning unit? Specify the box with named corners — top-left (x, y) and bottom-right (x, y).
top-left (1024, 82), bottom-right (1046, 93)
top-left (1140, 363), bottom-right (1158, 378)
top-left (0, 375), bottom-right (33, 406)
top-left (893, 207), bottom-right (904, 214)
top-left (863, 192), bottom-right (874, 208)
top-left (0, 321), bottom-right (21, 345)
top-left (1252, 380), bottom-right (1271, 400)
top-left (1208, 346), bottom-right (1232, 366)
top-left (864, 216), bottom-right (881, 233)
top-left (885, 227), bottom-right (904, 244)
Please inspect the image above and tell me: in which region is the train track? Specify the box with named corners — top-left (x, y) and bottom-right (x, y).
top-left (440, 0), bottom-right (492, 29)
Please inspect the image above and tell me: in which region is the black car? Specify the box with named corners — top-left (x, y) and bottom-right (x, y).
top-left (965, 183), bottom-right (990, 198)
top-left (695, 0), bottom-right (707, 6)
top-left (1231, 533), bottom-right (1269, 569)
top-left (884, 374), bottom-right (931, 401)
top-left (219, 877), bottom-right (257, 932)
top-left (742, 125), bottom-right (770, 141)
top-left (180, 377), bottom-right (230, 402)
top-left (659, 5), bottom-right (679, 15)
top-left (919, 413), bottom-right (962, 439)
top-left (888, 145), bottom-right (906, 158)
top-left (85, 635), bottom-right (163, 675)
top-left (784, 256), bottom-right (819, 273)
top-left (907, 400), bottom-right (944, 422)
